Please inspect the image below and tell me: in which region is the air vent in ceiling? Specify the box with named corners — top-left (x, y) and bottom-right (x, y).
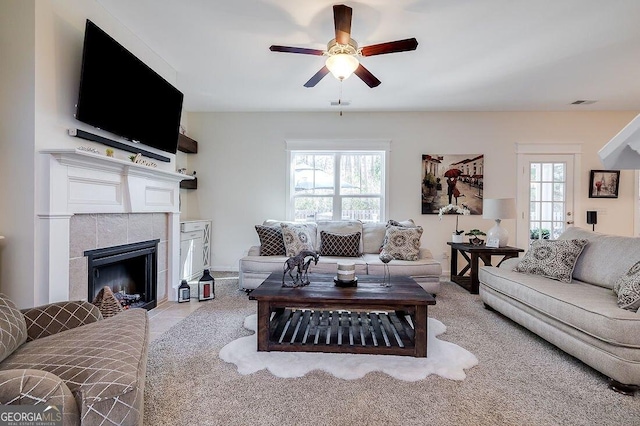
top-left (571, 100), bottom-right (597, 105)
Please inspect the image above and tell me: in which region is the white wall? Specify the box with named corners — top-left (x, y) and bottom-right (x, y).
top-left (32, 0), bottom-right (179, 159)
top-left (184, 111), bottom-right (639, 271)
top-left (0, 1), bottom-right (36, 306)
top-left (0, 0), bottom-right (182, 306)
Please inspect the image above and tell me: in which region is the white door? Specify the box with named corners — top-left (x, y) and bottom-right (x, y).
top-left (516, 154), bottom-right (575, 248)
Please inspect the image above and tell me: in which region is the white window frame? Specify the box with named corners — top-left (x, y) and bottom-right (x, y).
top-left (285, 139), bottom-right (391, 222)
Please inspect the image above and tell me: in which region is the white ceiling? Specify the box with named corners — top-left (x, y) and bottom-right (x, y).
top-left (97, 0), bottom-right (640, 112)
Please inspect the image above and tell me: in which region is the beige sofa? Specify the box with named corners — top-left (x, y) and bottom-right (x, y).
top-left (0, 296), bottom-right (148, 425)
top-left (239, 220), bottom-right (442, 294)
top-left (479, 227), bottom-right (640, 394)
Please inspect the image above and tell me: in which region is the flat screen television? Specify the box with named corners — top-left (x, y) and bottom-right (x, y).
top-left (75, 20), bottom-right (184, 154)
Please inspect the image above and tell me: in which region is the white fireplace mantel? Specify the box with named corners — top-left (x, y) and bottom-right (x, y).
top-left (37, 149), bottom-right (192, 304)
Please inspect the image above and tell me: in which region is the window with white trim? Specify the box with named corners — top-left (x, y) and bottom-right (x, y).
top-left (287, 150), bottom-right (387, 222)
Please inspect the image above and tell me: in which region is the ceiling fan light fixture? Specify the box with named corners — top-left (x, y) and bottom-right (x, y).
top-left (326, 54), bottom-right (359, 81)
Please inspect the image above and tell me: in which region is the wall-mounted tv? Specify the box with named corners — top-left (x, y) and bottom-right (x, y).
top-left (75, 20), bottom-right (184, 155)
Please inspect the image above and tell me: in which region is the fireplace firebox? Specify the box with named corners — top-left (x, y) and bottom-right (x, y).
top-left (84, 239), bottom-right (159, 310)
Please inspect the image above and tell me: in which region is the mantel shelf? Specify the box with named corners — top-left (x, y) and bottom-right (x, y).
top-left (41, 149), bottom-right (194, 183)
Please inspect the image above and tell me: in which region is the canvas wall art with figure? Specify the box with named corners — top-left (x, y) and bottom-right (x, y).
top-left (422, 154), bottom-right (484, 215)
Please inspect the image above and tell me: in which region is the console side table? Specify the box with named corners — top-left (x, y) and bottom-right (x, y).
top-left (447, 242), bottom-right (524, 294)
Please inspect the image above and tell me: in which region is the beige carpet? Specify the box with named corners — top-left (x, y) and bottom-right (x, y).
top-left (145, 278), bottom-right (639, 425)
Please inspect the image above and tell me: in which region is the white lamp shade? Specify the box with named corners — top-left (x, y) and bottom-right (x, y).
top-left (483, 198), bottom-right (516, 247)
top-left (326, 54), bottom-right (359, 80)
top-left (483, 198), bottom-right (516, 220)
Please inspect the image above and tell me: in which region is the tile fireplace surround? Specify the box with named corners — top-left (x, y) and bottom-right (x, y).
top-left (39, 149), bottom-right (190, 305)
top-left (69, 213), bottom-right (168, 302)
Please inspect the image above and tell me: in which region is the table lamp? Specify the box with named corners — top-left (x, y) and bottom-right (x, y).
top-left (483, 198), bottom-right (516, 247)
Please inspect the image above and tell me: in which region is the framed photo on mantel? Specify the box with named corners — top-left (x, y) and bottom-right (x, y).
top-left (589, 170), bottom-right (620, 199)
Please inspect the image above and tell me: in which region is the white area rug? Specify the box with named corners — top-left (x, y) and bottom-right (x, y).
top-left (219, 314), bottom-right (478, 381)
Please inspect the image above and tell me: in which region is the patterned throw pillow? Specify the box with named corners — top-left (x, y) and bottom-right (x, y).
top-left (514, 239), bottom-right (588, 283)
top-left (615, 260), bottom-right (640, 312)
top-left (0, 293), bottom-right (27, 363)
top-left (255, 225), bottom-right (286, 256)
top-left (281, 223), bottom-right (315, 257)
top-left (380, 219), bottom-right (416, 252)
top-left (381, 225), bottom-right (423, 261)
top-left (387, 219), bottom-right (416, 228)
top-left (320, 231), bottom-right (361, 257)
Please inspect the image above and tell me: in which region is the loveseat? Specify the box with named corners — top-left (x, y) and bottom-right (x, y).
top-left (479, 227), bottom-right (640, 393)
top-left (239, 220), bottom-right (442, 294)
top-left (0, 295), bottom-right (149, 425)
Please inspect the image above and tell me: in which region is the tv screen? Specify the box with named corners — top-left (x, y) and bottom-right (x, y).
top-left (76, 20), bottom-right (184, 154)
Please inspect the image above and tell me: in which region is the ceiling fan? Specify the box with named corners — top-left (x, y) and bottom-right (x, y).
top-left (269, 4), bottom-right (418, 88)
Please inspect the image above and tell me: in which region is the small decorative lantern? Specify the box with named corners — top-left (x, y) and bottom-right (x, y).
top-left (178, 279), bottom-right (190, 303)
top-left (198, 269), bottom-right (215, 301)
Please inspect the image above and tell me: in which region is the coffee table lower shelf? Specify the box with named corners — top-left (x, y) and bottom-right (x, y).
top-left (262, 308), bottom-right (418, 356)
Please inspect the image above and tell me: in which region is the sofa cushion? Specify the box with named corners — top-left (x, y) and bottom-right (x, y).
top-left (240, 254), bottom-right (289, 273)
top-left (558, 227), bottom-right (640, 289)
top-left (364, 253), bottom-right (442, 277)
top-left (362, 222), bottom-right (387, 254)
top-left (0, 294), bottom-right (27, 363)
top-left (381, 225), bottom-right (423, 261)
top-left (479, 266), bottom-right (640, 348)
top-left (281, 223), bottom-right (315, 256)
top-left (514, 239), bottom-right (588, 283)
top-left (319, 231), bottom-right (361, 257)
top-left (308, 256), bottom-right (367, 275)
top-left (255, 225), bottom-right (286, 256)
top-left (616, 260), bottom-right (640, 312)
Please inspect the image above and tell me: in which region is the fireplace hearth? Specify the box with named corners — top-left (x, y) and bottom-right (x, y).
top-left (85, 240), bottom-right (159, 310)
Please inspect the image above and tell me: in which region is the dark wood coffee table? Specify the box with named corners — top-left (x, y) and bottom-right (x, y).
top-left (248, 272), bottom-right (436, 357)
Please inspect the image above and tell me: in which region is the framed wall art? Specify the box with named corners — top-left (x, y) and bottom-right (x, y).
top-left (588, 170), bottom-right (620, 198)
top-left (421, 154), bottom-right (484, 215)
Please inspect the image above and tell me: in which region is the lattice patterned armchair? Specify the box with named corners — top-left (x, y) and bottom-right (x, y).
top-left (0, 294), bottom-right (149, 425)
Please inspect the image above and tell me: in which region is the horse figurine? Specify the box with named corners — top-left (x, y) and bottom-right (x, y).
top-left (282, 250), bottom-right (320, 287)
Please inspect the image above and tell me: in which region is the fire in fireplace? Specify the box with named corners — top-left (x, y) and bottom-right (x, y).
top-left (84, 239), bottom-right (159, 310)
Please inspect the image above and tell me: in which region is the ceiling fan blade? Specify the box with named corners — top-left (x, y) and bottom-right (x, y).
top-left (354, 64), bottom-right (381, 88)
top-left (333, 5), bottom-right (352, 45)
top-left (360, 38), bottom-right (419, 57)
top-left (269, 45), bottom-right (325, 56)
top-left (304, 66), bottom-right (330, 88)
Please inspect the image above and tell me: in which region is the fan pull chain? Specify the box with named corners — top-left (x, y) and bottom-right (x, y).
top-left (339, 81), bottom-right (343, 116)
